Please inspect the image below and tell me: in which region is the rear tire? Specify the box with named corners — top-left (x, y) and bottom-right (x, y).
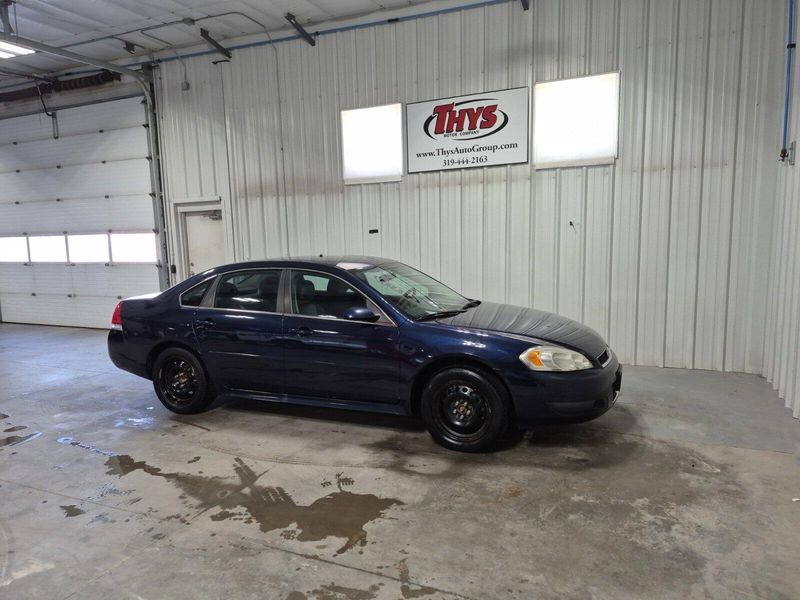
top-left (420, 366), bottom-right (511, 452)
top-left (152, 347), bottom-right (216, 414)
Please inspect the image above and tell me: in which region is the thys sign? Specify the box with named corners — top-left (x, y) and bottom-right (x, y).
top-left (406, 87), bottom-right (529, 173)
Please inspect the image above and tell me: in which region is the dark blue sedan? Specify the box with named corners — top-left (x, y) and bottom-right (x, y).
top-left (108, 256), bottom-right (621, 451)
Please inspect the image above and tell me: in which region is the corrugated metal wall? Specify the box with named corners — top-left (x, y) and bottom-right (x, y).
top-left (156, 0), bottom-right (786, 375)
top-left (765, 35), bottom-right (800, 418)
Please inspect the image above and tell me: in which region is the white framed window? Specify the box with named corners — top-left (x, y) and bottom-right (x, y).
top-left (533, 72), bottom-right (620, 169)
top-left (110, 232), bottom-right (158, 263)
top-left (29, 235), bottom-right (68, 262)
top-left (341, 103), bottom-right (403, 184)
top-left (0, 236), bottom-right (29, 262)
top-left (67, 234), bottom-right (110, 263)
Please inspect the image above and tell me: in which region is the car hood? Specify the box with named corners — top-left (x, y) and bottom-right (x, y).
top-left (435, 302), bottom-right (608, 358)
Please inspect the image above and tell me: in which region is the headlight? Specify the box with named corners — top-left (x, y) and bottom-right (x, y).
top-left (519, 345), bottom-right (592, 371)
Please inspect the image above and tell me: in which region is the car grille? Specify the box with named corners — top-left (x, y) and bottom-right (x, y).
top-left (597, 348), bottom-right (610, 366)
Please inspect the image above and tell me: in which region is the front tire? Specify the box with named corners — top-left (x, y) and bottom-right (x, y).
top-left (420, 367), bottom-right (511, 452)
top-left (152, 347), bottom-right (215, 414)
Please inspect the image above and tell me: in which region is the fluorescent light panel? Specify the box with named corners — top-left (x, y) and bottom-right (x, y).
top-left (0, 40), bottom-right (35, 56)
top-left (534, 72), bottom-right (620, 169)
top-left (341, 103), bottom-right (403, 184)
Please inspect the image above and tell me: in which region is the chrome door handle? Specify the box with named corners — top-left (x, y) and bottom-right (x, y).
top-left (288, 326), bottom-right (312, 337)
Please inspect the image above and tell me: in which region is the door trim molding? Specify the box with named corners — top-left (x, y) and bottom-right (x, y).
top-left (171, 198), bottom-right (224, 282)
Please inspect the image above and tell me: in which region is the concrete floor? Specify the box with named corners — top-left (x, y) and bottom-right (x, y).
top-left (0, 323), bottom-right (799, 600)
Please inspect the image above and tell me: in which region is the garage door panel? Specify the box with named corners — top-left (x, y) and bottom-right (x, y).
top-left (0, 127), bottom-right (148, 172)
top-left (0, 196), bottom-right (155, 235)
top-left (0, 159), bottom-right (151, 203)
top-left (0, 293), bottom-right (121, 328)
top-left (0, 97), bottom-right (145, 143)
top-left (0, 264), bottom-right (35, 291)
top-left (71, 264), bottom-right (160, 297)
top-left (0, 98), bottom-right (159, 329)
top-left (0, 264), bottom-right (72, 296)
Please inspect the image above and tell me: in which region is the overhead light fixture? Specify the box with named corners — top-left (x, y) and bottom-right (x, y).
top-left (285, 13), bottom-right (315, 47)
top-left (123, 41), bottom-right (135, 55)
top-left (0, 40), bottom-right (36, 58)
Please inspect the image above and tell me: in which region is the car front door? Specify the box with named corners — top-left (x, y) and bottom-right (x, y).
top-left (192, 268), bottom-right (284, 395)
top-left (282, 269), bottom-right (400, 404)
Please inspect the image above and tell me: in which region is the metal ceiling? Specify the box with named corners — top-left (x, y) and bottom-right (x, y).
top-left (0, 0), bottom-right (433, 84)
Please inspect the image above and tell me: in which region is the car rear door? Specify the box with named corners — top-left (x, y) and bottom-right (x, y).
top-left (282, 269), bottom-right (400, 404)
top-left (191, 268), bottom-right (285, 395)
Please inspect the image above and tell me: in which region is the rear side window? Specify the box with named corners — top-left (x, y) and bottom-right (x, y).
top-left (215, 270), bottom-right (281, 312)
top-left (180, 279), bottom-right (212, 307)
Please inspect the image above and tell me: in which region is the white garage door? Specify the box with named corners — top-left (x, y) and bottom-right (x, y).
top-left (0, 97), bottom-right (162, 328)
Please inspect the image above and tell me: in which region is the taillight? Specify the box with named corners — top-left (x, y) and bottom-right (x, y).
top-left (111, 301), bottom-right (123, 330)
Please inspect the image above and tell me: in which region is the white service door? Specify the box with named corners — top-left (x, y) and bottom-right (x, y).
top-left (183, 210), bottom-right (225, 276)
top-left (0, 97), bottom-right (161, 328)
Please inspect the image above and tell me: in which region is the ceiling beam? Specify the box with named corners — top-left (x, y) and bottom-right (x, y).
top-left (0, 0), bottom-right (13, 33)
top-left (285, 13), bottom-right (315, 47)
top-left (0, 32), bottom-right (147, 85)
top-left (199, 28), bottom-right (232, 59)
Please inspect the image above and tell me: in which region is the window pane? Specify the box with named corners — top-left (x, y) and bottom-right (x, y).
top-left (341, 103), bottom-right (403, 184)
top-left (534, 72), bottom-right (620, 168)
top-left (290, 270), bottom-right (367, 318)
top-left (180, 279), bottom-right (213, 307)
top-left (215, 270), bottom-right (280, 312)
top-left (0, 236), bottom-right (29, 262)
top-left (110, 233), bottom-right (157, 263)
top-left (67, 234), bottom-right (110, 263)
top-left (29, 235), bottom-right (67, 262)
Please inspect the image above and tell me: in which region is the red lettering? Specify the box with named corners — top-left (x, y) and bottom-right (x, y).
top-left (432, 103), bottom-right (454, 134)
top-left (480, 105), bottom-right (497, 129)
top-left (464, 107), bottom-right (484, 130)
top-left (453, 110), bottom-right (469, 132)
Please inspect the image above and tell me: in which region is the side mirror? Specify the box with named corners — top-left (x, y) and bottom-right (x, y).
top-left (342, 306), bottom-right (381, 322)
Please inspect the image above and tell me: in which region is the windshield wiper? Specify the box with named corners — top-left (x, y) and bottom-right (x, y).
top-left (462, 299), bottom-right (482, 309)
top-left (416, 310), bottom-right (466, 322)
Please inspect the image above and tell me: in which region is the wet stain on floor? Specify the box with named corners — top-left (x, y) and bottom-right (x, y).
top-left (307, 583), bottom-right (381, 600)
top-left (104, 455), bottom-right (403, 554)
top-left (398, 559), bottom-right (436, 599)
top-left (60, 504), bottom-right (85, 517)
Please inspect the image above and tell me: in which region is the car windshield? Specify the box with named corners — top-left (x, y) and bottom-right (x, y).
top-left (348, 261), bottom-right (469, 320)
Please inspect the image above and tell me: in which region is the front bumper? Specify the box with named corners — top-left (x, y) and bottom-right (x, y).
top-left (508, 356), bottom-right (622, 425)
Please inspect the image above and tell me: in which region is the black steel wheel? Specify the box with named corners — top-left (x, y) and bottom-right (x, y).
top-left (152, 347), bottom-right (215, 414)
top-left (421, 366), bottom-right (511, 452)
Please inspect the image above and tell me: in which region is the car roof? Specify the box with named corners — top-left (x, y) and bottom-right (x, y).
top-left (214, 255), bottom-right (391, 271)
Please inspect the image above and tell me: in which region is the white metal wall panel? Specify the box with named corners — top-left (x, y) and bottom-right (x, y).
top-left (0, 98), bottom-right (159, 328)
top-left (765, 36), bottom-right (800, 418)
top-left (156, 0), bottom-right (785, 378)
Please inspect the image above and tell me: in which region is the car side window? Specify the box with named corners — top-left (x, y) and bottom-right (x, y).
top-left (214, 270), bottom-right (281, 313)
top-left (180, 279), bottom-right (213, 307)
top-left (290, 270), bottom-right (383, 320)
